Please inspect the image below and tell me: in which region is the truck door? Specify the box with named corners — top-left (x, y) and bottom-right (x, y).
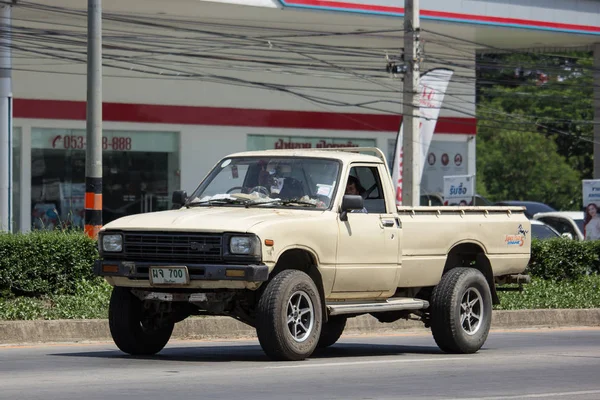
top-left (333, 164), bottom-right (400, 294)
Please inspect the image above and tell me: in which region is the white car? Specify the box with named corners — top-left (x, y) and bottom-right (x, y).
top-left (532, 211), bottom-right (585, 241)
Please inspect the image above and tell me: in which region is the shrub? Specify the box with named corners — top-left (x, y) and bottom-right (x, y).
top-left (526, 238), bottom-right (599, 281)
top-left (0, 231), bottom-right (99, 298)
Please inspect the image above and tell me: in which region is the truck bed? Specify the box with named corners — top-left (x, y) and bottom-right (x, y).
top-left (395, 205), bottom-right (531, 288)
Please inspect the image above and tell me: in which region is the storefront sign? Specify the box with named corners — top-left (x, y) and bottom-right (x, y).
top-left (443, 175), bottom-right (474, 206)
top-left (582, 179), bottom-right (600, 240)
top-left (52, 134), bottom-right (133, 151)
top-left (247, 134), bottom-right (376, 151)
top-left (32, 128), bottom-right (179, 153)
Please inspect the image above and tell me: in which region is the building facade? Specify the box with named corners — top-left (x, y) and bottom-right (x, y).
top-left (6, 0), bottom-right (599, 232)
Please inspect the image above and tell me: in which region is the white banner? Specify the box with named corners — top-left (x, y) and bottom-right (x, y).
top-left (443, 175), bottom-right (475, 206)
top-left (392, 68), bottom-right (454, 205)
top-left (582, 179), bottom-right (600, 240)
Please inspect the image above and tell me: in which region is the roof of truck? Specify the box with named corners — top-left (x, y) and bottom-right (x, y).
top-left (225, 149), bottom-right (386, 164)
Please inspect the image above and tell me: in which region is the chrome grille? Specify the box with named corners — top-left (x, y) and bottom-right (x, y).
top-left (121, 232), bottom-right (223, 263)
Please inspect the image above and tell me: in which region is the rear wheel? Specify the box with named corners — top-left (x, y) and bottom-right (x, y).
top-left (256, 270), bottom-right (322, 361)
top-left (429, 267), bottom-right (492, 354)
top-left (317, 316), bottom-right (347, 348)
top-left (108, 286), bottom-right (174, 356)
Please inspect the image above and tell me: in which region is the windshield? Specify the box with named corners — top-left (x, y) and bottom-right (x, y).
top-left (186, 156), bottom-right (341, 209)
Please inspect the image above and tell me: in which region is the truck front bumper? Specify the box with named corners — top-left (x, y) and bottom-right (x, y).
top-left (94, 260), bottom-right (269, 282)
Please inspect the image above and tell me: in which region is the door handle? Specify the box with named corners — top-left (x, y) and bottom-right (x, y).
top-left (382, 219), bottom-right (395, 227)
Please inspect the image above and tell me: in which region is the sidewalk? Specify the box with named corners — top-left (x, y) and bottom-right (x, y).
top-left (1, 309), bottom-right (599, 345)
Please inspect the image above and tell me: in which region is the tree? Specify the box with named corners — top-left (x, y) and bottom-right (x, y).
top-left (475, 51), bottom-right (593, 209)
top-left (476, 123), bottom-right (581, 210)
top-left (476, 51), bottom-right (593, 178)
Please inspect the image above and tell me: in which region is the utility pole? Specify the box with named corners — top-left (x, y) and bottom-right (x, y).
top-left (402, 0), bottom-right (421, 207)
top-left (0, 2), bottom-right (12, 233)
top-left (85, 0), bottom-right (103, 239)
top-left (594, 43), bottom-right (600, 179)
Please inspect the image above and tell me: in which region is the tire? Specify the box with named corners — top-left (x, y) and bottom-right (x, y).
top-left (317, 316), bottom-right (347, 348)
top-left (429, 267), bottom-right (492, 354)
top-left (108, 286), bottom-right (174, 356)
top-left (256, 270), bottom-right (323, 361)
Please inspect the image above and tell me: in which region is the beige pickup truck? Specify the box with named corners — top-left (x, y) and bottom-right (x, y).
top-left (94, 148), bottom-right (531, 361)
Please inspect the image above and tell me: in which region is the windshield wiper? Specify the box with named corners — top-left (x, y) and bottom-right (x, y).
top-left (186, 198), bottom-right (249, 208)
top-left (245, 199), bottom-right (318, 208)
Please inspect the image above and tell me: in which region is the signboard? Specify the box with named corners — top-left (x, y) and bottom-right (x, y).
top-left (443, 174), bottom-right (474, 206)
top-left (247, 134), bottom-right (376, 151)
top-left (31, 128), bottom-right (179, 153)
top-left (582, 179), bottom-right (600, 240)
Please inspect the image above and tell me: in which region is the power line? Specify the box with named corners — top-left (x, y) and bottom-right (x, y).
top-left (2, 1), bottom-right (595, 148)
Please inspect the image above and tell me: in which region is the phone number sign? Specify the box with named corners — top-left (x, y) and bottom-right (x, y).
top-left (51, 134), bottom-right (133, 151)
top-left (32, 128), bottom-right (179, 153)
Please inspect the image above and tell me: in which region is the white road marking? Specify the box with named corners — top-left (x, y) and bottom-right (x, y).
top-left (264, 356), bottom-right (468, 369)
top-left (449, 390), bottom-right (600, 400)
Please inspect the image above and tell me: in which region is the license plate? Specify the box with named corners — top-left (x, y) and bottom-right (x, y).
top-left (149, 266), bottom-right (190, 285)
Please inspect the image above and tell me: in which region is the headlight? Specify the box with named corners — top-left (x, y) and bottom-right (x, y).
top-left (102, 234), bottom-right (123, 252)
top-left (230, 235), bottom-right (260, 256)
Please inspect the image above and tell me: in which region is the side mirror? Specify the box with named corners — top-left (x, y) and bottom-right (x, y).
top-left (172, 190), bottom-right (188, 208)
top-left (561, 232), bottom-right (573, 240)
top-left (340, 195), bottom-right (364, 222)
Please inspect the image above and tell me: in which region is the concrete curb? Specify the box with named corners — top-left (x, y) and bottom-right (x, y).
top-left (1, 309), bottom-right (599, 345)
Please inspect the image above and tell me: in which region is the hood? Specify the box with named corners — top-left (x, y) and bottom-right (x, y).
top-left (101, 206), bottom-right (323, 233)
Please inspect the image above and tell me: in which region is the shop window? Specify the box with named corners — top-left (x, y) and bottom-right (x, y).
top-left (30, 128), bottom-right (180, 230)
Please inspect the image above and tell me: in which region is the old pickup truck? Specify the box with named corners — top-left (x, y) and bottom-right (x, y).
top-left (94, 147), bottom-right (531, 361)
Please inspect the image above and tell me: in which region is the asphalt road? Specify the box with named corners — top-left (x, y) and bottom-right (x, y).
top-left (1, 327), bottom-right (600, 400)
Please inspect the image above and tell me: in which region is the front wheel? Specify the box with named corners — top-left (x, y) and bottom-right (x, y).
top-left (108, 286), bottom-right (174, 356)
top-left (256, 270), bottom-right (322, 361)
top-left (429, 267), bottom-right (492, 354)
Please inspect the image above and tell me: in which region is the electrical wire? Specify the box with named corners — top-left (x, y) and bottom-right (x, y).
top-left (0, 0), bottom-right (595, 148)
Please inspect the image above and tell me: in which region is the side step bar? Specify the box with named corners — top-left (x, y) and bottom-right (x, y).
top-left (327, 298), bottom-right (430, 316)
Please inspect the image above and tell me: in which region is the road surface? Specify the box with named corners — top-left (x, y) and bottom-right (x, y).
top-left (1, 327), bottom-right (599, 400)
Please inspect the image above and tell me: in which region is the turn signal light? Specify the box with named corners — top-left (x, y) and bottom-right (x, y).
top-left (226, 269), bottom-right (245, 278)
top-left (264, 239), bottom-right (274, 246)
top-left (102, 265), bottom-right (119, 273)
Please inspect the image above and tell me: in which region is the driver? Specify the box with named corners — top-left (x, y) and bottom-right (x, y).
top-left (345, 175), bottom-right (365, 196)
top-left (345, 175), bottom-right (368, 213)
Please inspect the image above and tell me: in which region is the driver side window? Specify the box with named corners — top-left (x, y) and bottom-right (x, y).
top-left (348, 166), bottom-right (386, 214)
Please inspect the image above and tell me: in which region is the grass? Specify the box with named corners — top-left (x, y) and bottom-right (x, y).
top-left (1, 275), bottom-right (599, 320)
top-left (0, 279), bottom-right (111, 320)
top-left (495, 275), bottom-right (600, 310)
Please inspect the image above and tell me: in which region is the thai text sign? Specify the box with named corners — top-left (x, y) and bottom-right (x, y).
top-left (443, 174), bottom-right (474, 206)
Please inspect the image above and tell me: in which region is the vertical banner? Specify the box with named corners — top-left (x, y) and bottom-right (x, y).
top-left (392, 68), bottom-right (454, 205)
top-left (582, 179), bottom-right (600, 240)
top-left (443, 175), bottom-right (475, 206)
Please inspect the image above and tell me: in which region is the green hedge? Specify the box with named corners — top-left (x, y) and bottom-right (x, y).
top-left (526, 238), bottom-right (600, 281)
top-left (0, 231), bottom-right (599, 306)
top-left (0, 231), bottom-right (99, 298)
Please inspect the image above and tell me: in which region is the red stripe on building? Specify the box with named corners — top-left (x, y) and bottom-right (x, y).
top-left (13, 99), bottom-right (477, 134)
top-left (281, 0), bottom-right (600, 33)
